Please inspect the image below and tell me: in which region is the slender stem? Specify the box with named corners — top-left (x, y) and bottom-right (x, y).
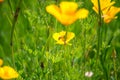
top-left (46, 26), bottom-right (50, 51)
top-left (63, 26), bottom-right (69, 79)
top-left (7, 0), bottom-right (13, 15)
top-left (64, 27), bottom-right (68, 45)
top-left (112, 49), bottom-right (117, 80)
top-left (10, 0), bottom-right (22, 66)
top-left (96, 1), bottom-right (102, 74)
top-left (97, 0), bottom-right (102, 55)
top-left (97, 0), bottom-right (103, 77)
top-left (97, 0), bottom-right (109, 79)
top-left (104, 24), bottom-right (107, 42)
top-left (83, 26), bottom-right (86, 59)
top-left (83, 25), bottom-right (86, 78)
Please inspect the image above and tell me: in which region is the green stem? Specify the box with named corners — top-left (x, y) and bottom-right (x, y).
top-left (97, 0), bottom-right (104, 78)
top-left (63, 26), bottom-right (69, 79)
top-left (83, 26), bottom-right (86, 78)
top-left (7, 0), bottom-right (13, 15)
top-left (83, 27), bottom-right (86, 55)
top-left (97, 0), bottom-right (102, 55)
top-left (10, 0), bottom-right (22, 66)
top-left (96, 0), bottom-right (102, 74)
top-left (46, 26), bottom-right (50, 51)
top-left (113, 49), bottom-right (117, 80)
top-left (63, 26), bottom-right (68, 45)
top-left (97, 0), bottom-right (109, 79)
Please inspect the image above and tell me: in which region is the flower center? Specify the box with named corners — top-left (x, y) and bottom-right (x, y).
top-left (58, 36), bottom-right (65, 41)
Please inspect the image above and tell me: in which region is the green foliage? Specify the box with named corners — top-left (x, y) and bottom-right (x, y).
top-left (0, 0), bottom-right (120, 80)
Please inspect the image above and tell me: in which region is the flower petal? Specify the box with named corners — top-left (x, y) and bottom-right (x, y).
top-left (60, 14), bottom-right (77, 26)
top-left (108, 6), bottom-right (120, 17)
top-left (91, 0), bottom-right (115, 13)
top-left (53, 32), bottom-right (65, 44)
top-left (60, 1), bottom-right (78, 14)
top-left (76, 8), bottom-right (89, 19)
top-left (52, 31), bottom-right (66, 44)
top-left (53, 33), bottom-right (60, 41)
top-left (103, 6), bottom-right (120, 23)
top-left (66, 32), bottom-right (75, 43)
top-left (52, 31), bottom-right (75, 45)
top-left (0, 59), bottom-right (3, 66)
top-left (46, 5), bottom-right (61, 21)
top-left (0, 66), bottom-right (19, 79)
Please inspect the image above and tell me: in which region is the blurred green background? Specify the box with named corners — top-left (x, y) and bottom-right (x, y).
top-left (0, 0), bottom-right (120, 79)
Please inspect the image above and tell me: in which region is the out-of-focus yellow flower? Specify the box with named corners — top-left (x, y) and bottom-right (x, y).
top-left (53, 31), bottom-right (75, 45)
top-left (91, 0), bottom-right (120, 23)
top-left (0, 66), bottom-right (19, 79)
top-left (0, 0), bottom-right (3, 3)
top-left (46, 1), bottom-right (89, 26)
top-left (0, 59), bottom-right (3, 66)
top-left (0, 59), bottom-right (19, 79)
top-left (91, 0), bottom-right (115, 13)
top-left (103, 6), bottom-right (120, 23)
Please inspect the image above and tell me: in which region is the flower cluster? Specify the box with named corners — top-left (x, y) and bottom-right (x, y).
top-left (46, 1), bottom-right (89, 45)
top-left (0, 59), bottom-right (19, 80)
top-left (91, 0), bottom-right (120, 23)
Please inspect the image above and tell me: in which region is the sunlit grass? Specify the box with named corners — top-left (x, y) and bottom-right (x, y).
top-left (0, 0), bottom-right (120, 80)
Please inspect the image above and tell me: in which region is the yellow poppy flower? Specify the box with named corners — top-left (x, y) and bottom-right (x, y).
top-left (46, 1), bottom-right (89, 26)
top-left (53, 31), bottom-right (75, 45)
top-left (103, 6), bottom-right (120, 23)
top-left (91, 0), bottom-right (120, 23)
top-left (0, 59), bottom-right (3, 66)
top-left (0, 66), bottom-right (19, 79)
top-left (91, 0), bottom-right (115, 14)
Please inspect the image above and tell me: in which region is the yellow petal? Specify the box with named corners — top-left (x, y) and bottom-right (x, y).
top-left (46, 4), bottom-right (61, 21)
top-left (56, 40), bottom-right (65, 45)
top-left (60, 1), bottom-right (78, 14)
top-left (0, 66), bottom-right (19, 79)
top-left (76, 8), bottom-right (89, 19)
top-left (59, 31), bottom-right (66, 36)
top-left (91, 0), bottom-right (97, 7)
top-left (53, 33), bottom-right (60, 41)
top-left (92, 6), bottom-right (98, 13)
top-left (91, 0), bottom-right (115, 13)
top-left (0, 59), bottom-right (3, 66)
top-left (53, 32), bottom-right (65, 45)
top-left (66, 32), bottom-right (75, 43)
top-left (0, 67), bottom-right (4, 77)
top-left (108, 6), bottom-right (120, 17)
top-left (103, 6), bottom-right (120, 23)
top-left (60, 14), bottom-right (77, 26)
top-left (52, 31), bottom-right (75, 45)
top-left (53, 31), bottom-right (66, 42)
top-left (101, 0), bottom-right (115, 10)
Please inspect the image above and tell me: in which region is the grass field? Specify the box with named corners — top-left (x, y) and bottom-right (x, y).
top-left (0, 0), bottom-right (120, 80)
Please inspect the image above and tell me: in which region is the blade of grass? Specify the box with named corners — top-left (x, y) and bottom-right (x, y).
top-left (10, 0), bottom-right (22, 67)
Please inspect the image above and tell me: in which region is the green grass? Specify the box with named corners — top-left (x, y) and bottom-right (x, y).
top-left (0, 0), bottom-right (120, 80)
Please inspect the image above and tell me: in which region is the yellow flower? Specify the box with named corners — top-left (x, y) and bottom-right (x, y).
top-left (0, 59), bottom-right (3, 66)
top-left (91, 0), bottom-right (115, 14)
top-left (0, 0), bottom-right (3, 3)
top-left (46, 1), bottom-right (89, 26)
top-left (91, 0), bottom-right (120, 23)
top-left (103, 6), bottom-right (120, 23)
top-left (53, 31), bottom-right (75, 45)
top-left (0, 66), bottom-right (19, 79)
